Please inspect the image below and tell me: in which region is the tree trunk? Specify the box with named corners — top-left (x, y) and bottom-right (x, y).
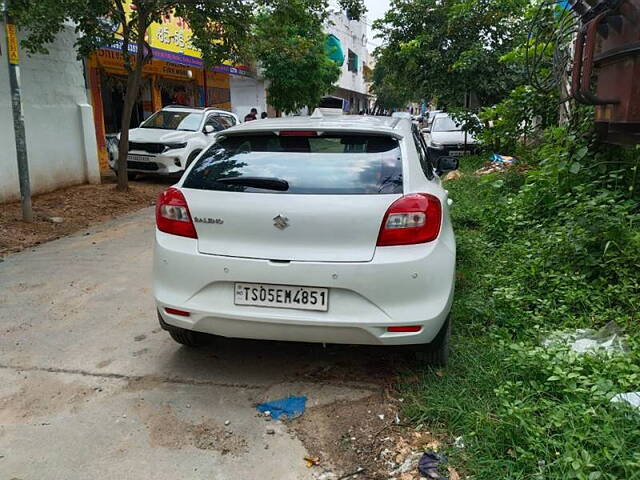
top-left (116, 72), bottom-right (142, 191)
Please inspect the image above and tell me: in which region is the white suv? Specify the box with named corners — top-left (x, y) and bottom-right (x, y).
top-left (424, 113), bottom-right (479, 158)
top-left (153, 113), bottom-right (459, 364)
top-left (111, 106), bottom-right (239, 179)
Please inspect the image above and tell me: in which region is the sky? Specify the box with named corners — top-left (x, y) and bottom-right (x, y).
top-left (364, 0), bottom-right (391, 48)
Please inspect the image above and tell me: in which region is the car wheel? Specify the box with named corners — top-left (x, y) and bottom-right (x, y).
top-left (167, 327), bottom-right (210, 347)
top-left (157, 311), bottom-right (210, 347)
top-left (415, 315), bottom-right (451, 366)
top-left (127, 172), bottom-right (137, 181)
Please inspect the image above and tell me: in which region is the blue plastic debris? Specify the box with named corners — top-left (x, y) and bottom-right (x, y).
top-left (256, 396), bottom-right (307, 420)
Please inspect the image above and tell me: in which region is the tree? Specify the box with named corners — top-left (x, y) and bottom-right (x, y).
top-left (252, 0), bottom-right (366, 114)
top-left (372, 0), bottom-right (529, 110)
top-left (10, 0), bottom-right (252, 191)
top-left (253, 0), bottom-right (338, 114)
top-left (370, 47), bottom-right (413, 112)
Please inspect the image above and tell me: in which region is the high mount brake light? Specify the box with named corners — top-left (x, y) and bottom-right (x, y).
top-left (278, 130), bottom-right (318, 136)
top-left (156, 187), bottom-right (198, 239)
top-left (377, 194), bottom-right (442, 246)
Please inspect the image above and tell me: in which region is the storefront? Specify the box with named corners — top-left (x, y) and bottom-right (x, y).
top-left (87, 9), bottom-right (253, 171)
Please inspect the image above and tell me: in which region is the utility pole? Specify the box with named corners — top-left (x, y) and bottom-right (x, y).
top-left (4, 0), bottom-right (33, 221)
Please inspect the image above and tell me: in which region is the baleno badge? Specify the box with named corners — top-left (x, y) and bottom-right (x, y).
top-left (193, 217), bottom-right (224, 225)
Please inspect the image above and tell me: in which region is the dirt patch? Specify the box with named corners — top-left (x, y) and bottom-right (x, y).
top-left (291, 393), bottom-right (447, 480)
top-left (0, 375), bottom-right (96, 422)
top-left (0, 176), bottom-right (168, 257)
top-left (133, 400), bottom-right (248, 456)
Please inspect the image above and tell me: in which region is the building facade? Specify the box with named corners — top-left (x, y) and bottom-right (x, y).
top-left (87, 11), bottom-right (266, 171)
top-left (0, 22), bottom-right (99, 203)
top-left (325, 9), bottom-right (373, 113)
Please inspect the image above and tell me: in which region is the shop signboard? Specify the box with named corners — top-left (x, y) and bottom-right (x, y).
top-left (100, 1), bottom-right (251, 75)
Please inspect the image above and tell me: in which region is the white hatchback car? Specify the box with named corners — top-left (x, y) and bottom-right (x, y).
top-left (153, 113), bottom-right (458, 364)
top-left (115, 106), bottom-right (239, 179)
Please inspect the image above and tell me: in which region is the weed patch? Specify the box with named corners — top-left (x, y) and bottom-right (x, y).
top-left (403, 147), bottom-right (640, 479)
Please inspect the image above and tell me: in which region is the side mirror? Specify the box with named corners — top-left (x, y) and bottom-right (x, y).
top-left (436, 156), bottom-right (459, 174)
top-left (204, 124), bottom-right (215, 134)
top-left (421, 128), bottom-right (431, 134)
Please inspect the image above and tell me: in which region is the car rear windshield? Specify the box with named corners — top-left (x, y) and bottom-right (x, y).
top-left (182, 133), bottom-right (403, 194)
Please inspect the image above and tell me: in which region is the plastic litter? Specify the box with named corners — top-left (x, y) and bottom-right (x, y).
top-left (256, 396), bottom-right (307, 420)
top-left (304, 455), bottom-right (320, 467)
top-left (443, 170), bottom-right (462, 181)
top-left (541, 321), bottom-right (629, 355)
top-left (475, 153), bottom-right (517, 176)
top-left (418, 451), bottom-right (449, 479)
top-left (390, 452), bottom-right (422, 475)
top-left (611, 392), bottom-right (640, 409)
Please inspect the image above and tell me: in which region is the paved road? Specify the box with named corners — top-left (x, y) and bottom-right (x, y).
top-left (0, 208), bottom-right (390, 479)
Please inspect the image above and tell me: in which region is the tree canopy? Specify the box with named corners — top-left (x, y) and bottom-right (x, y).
top-left (372, 0), bottom-right (530, 109)
top-left (253, 0), bottom-right (340, 113)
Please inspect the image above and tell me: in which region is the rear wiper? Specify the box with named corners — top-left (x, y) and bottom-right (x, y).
top-left (215, 176), bottom-right (289, 191)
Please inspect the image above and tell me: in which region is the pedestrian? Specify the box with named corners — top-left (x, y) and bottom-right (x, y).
top-left (261, 112), bottom-right (268, 119)
top-left (244, 108), bottom-right (258, 122)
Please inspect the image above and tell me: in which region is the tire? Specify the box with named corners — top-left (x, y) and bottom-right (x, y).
top-left (127, 172), bottom-right (137, 181)
top-left (168, 327), bottom-right (210, 347)
top-left (415, 315), bottom-right (451, 366)
top-left (157, 310), bottom-right (210, 347)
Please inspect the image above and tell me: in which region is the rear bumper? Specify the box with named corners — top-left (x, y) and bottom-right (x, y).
top-left (153, 229), bottom-right (456, 346)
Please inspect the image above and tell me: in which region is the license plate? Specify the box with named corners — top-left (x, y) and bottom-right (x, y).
top-left (234, 283), bottom-right (329, 312)
top-left (128, 154), bottom-right (154, 162)
top-left (448, 150), bottom-right (464, 156)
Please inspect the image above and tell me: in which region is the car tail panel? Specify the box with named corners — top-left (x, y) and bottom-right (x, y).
top-left (183, 189), bottom-right (400, 262)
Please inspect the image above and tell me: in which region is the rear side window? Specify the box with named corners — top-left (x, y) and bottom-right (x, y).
top-left (182, 133), bottom-right (402, 194)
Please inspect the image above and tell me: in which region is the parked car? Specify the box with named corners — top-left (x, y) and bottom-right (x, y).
top-left (109, 106), bottom-right (239, 179)
top-left (423, 113), bottom-right (479, 158)
top-left (424, 110), bottom-right (443, 128)
top-left (153, 114), bottom-right (458, 364)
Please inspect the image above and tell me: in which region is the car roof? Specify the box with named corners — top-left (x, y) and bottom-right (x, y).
top-left (221, 114), bottom-right (412, 138)
top-left (162, 106), bottom-right (237, 117)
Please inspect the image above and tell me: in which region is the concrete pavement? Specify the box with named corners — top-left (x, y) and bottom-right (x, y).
top-left (0, 208), bottom-right (390, 479)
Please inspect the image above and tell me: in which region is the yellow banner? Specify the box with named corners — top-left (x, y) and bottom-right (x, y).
top-left (6, 24), bottom-right (19, 65)
top-left (118, 1), bottom-right (201, 59)
top-left (148, 12), bottom-right (201, 59)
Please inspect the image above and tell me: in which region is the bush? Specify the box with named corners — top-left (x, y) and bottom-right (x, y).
top-left (403, 122), bottom-right (640, 479)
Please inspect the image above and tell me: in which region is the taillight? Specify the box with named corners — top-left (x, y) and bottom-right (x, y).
top-left (156, 187), bottom-right (197, 238)
top-left (377, 194), bottom-right (442, 246)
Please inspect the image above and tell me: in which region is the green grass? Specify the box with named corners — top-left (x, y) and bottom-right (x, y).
top-left (400, 156), bottom-right (640, 480)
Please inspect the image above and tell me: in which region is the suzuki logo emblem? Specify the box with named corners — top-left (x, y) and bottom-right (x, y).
top-left (273, 214), bottom-right (289, 230)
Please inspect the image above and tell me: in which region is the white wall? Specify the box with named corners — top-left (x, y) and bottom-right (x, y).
top-left (0, 23), bottom-right (99, 203)
top-left (229, 75), bottom-right (267, 120)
